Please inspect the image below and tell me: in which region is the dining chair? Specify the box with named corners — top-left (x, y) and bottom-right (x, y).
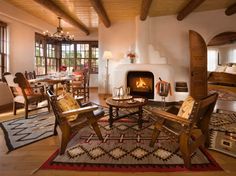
top-left (3, 72), bottom-right (50, 118)
top-left (47, 89), bottom-right (104, 154)
top-left (70, 70), bottom-right (90, 100)
top-left (149, 93), bottom-right (218, 168)
top-left (24, 71), bottom-right (36, 80)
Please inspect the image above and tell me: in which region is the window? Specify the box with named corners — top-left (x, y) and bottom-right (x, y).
top-left (207, 49), bottom-right (218, 71)
top-left (46, 43), bottom-right (57, 74)
top-left (35, 33), bottom-right (99, 75)
top-left (76, 43), bottom-right (89, 70)
top-left (35, 34), bottom-right (46, 75)
top-left (61, 43), bottom-right (75, 72)
top-left (0, 21), bottom-right (7, 80)
top-left (75, 42), bottom-right (98, 73)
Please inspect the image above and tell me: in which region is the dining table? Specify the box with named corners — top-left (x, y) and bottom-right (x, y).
top-left (29, 73), bottom-right (82, 95)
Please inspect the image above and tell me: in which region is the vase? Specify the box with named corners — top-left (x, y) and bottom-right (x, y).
top-left (130, 58), bottom-right (134, 63)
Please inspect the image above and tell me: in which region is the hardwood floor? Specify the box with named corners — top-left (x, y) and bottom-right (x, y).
top-left (0, 88), bottom-right (236, 176)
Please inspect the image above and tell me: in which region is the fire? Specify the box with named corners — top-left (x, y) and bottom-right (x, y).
top-left (136, 77), bottom-right (148, 89)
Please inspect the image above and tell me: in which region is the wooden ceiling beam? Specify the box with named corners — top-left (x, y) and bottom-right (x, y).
top-left (90, 0), bottom-right (111, 28)
top-left (225, 3), bottom-right (236, 16)
top-left (177, 0), bottom-right (206, 21)
top-left (34, 0), bottom-right (89, 35)
top-left (140, 0), bottom-right (153, 21)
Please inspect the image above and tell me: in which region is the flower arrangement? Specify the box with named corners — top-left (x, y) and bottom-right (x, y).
top-left (127, 51), bottom-right (136, 63)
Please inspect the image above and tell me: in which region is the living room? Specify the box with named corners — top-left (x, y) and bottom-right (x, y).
top-left (0, 0), bottom-right (236, 176)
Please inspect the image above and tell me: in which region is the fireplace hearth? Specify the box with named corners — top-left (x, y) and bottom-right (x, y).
top-left (127, 71), bottom-right (154, 99)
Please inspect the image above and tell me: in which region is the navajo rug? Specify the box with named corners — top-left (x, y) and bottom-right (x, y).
top-left (208, 89), bottom-right (236, 101)
top-left (209, 109), bottom-right (236, 157)
top-left (40, 111), bottom-right (222, 172)
top-left (0, 111), bottom-right (55, 152)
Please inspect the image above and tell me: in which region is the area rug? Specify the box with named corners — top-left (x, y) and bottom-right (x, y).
top-left (0, 111), bottom-right (55, 153)
top-left (208, 89), bottom-right (236, 101)
top-left (209, 109), bottom-right (236, 157)
top-left (40, 110), bottom-right (222, 172)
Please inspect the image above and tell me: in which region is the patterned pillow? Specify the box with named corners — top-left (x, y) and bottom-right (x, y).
top-left (57, 93), bottom-right (81, 121)
top-left (215, 65), bottom-right (227, 72)
top-left (177, 96), bottom-right (195, 119)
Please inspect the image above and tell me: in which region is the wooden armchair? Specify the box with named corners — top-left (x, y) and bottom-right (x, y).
top-left (3, 72), bottom-right (50, 118)
top-left (47, 89), bottom-right (104, 155)
top-left (149, 93), bottom-right (218, 168)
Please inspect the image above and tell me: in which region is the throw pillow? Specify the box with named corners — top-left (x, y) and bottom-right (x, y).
top-left (215, 65), bottom-right (227, 72)
top-left (225, 66), bottom-right (236, 74)
top-left (177, 96), bottom-right (195, 119)
top-left (57, 93), bottom-right (81, 121)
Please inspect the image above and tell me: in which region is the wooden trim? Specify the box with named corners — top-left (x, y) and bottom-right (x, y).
top-left (0, 21), bottom-right (7, 27)
top-left (140, 0), bottom-right (153, 21)
top-left (177, 0), bottom-right (206, 21)
top-left (90, 0), bottom-right (111, 28)
top-left (225, 3), bottom-right (236, 16)
top-left (33, 0), bottom-right (90, 35)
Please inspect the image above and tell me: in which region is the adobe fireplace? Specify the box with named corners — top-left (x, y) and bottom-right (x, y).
top-left (127, 71), bottom-right (154, 99)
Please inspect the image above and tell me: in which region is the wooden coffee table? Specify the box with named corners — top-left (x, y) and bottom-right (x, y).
top-left (106, 97), bottom-right (148, 128)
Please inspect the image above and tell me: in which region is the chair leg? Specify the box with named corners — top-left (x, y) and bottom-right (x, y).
top-left (47, 99), bottom-right (51, 112)
top-left (149, 127), bottom-right (161, 147)
top-left (60, 128), bottom-right (71, 155)
top-left (13, 102), bottom-right (17, 115)
top-left (91, 122), bottom-right (103, 141)
top-left (25, 102), bottom-right (28, 119)
top-left (179, 134), bottom-right (191, 168)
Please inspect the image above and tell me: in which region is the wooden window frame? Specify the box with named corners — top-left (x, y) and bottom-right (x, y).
top-left (0, 21), bottom-right (7, 80)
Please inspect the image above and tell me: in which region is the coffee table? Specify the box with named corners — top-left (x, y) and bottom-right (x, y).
top-left (106, 97), bottom-right (148, 128)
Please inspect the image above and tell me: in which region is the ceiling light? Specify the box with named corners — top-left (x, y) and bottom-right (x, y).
top-left (43, 17), bottom-right (74, 42)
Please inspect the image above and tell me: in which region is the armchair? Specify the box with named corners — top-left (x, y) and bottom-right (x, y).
top-left (47, 89), bottom-right (104, 155)
top-left (3, 72), bottom-right (50, 118)
top-left (149, 93), bottom-right (218, 168)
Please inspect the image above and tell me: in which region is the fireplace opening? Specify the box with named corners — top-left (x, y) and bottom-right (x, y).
top-left (127, 71), bottom-right (154, 99)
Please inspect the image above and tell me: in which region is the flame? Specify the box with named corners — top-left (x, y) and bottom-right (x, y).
top-left (136, 77), bottom-right (148, 88)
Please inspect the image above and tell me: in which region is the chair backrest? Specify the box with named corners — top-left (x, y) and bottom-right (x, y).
top-left (188, 93), bottom-right (218, 132)
top-left (3, 72), bottom-right (20, 98)
top-left (83, 69), bottom-right (90, 87)
top-left (25, 71), bottom-right (36, 80)
top-left (46, 89), bottom-right (63, 125)
top-left (14, 72), bottom-right (34, 97)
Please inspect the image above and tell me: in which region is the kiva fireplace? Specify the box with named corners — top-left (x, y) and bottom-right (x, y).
top-left (127, 71), bottom-right (154, 99)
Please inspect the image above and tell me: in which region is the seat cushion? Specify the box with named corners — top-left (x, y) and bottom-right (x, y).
top-left (177, 96), bottom-right (195, 119)
top-left (57, 93), bottom-right (81, 122)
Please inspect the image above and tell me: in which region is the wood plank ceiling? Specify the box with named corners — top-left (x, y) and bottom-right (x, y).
top-left (4, 0), bottom-right (236, 35)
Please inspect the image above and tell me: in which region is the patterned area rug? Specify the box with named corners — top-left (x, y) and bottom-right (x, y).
top-left (209, 109), bottom-right (236, 157)
top-left (0, 111), bottom-right (55, 152)
top-left (208, 89), bottom-right (236, 101)
top-left (40, 110), bottom-right (222, 172)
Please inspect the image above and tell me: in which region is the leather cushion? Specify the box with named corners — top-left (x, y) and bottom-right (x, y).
top-left (177, 96), bottom-right (195, 119)
top-left (57, 93), bottom-right (81, 122)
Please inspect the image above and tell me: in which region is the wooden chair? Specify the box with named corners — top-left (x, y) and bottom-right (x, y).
top-left (47, 89), bottom-right (104, 155)
top-left (70, 70), bottom-right (90, 100)
top-left (24, 71), bottom-right (36, 80)
top-left (149, 93), bottom-right (218, 168)
top-left (3, 72), bottom-right (50, 118)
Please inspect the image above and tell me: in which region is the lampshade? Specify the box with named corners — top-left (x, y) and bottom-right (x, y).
top-left (103, 51), bottom-right (113, 60)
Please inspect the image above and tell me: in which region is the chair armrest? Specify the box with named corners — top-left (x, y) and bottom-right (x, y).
top-left (61, 105), bottom-right (98, 117)
top-left (75, 96), bottom-right (84, 101)
top-left (149, 109), bottom-right (191, 126)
